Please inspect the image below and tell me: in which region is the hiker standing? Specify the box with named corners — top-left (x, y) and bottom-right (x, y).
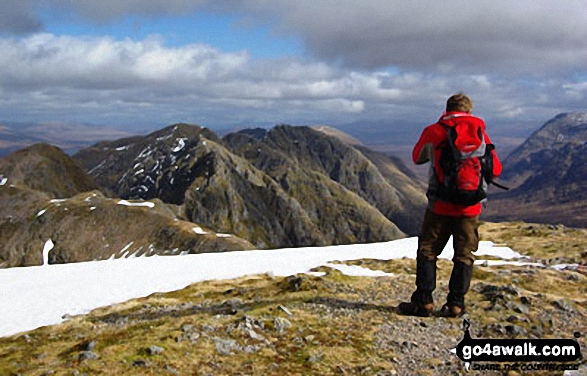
top-left (399, 94), bottom-right (503, 317)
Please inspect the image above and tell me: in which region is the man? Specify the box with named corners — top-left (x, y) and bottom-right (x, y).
top-left (398, 94), bottom-right (503, 317)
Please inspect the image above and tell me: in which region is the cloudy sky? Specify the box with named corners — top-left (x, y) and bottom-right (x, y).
top-left (1, 0), bottom-right (586, 152)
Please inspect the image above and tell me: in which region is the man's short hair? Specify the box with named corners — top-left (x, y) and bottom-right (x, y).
top-left (446, 94), bottom-right (472, 113)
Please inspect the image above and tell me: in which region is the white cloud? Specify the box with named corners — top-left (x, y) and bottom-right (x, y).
top-left (0, 31), bottom-right (584, 143)
top-left (0, 33), bottom-right (415, 124)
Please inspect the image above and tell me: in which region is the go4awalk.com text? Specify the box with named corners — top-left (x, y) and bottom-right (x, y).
top-left (452, 319), bottom-right (582, 372)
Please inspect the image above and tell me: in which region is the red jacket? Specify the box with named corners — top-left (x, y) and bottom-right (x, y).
top-left (413, 112), bottom-right (503, 217)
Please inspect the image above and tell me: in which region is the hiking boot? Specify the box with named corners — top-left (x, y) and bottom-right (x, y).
top-left (397, 302), bottom-right (434, 317)
top-left (439, 304), bottom-right (466, 318)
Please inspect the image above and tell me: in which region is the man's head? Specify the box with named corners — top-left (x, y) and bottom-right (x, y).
top-left (446, 94), bottom-right (472, 113)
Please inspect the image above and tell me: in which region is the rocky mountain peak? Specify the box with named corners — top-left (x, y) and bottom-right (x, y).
top-left (74, 123), bottom-right (219, 203)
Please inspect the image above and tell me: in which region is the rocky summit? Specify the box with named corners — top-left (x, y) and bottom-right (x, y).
top-left (484, 113), bottom-right (587, 227)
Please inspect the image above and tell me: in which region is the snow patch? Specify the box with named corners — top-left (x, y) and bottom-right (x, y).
top-left (116, 145), bottom-right (128, 151)
top-left (119, 242), bottom-right (134, 255)
top-left (172, 138), bottom-right (187, 153)
top-left (475, 260), bottom-right (544, 268)
top-left (88, 160), bottom-right (106, 175)
top-left (193, 227), bottom-right (208, 235)
top-left (137, 147), bottom-right (153, 159)
top-left (216, 233), bottom-right (232, 238)
top-left (42, 240), bottom-right (54, 266)
top-left (117, 200), bottom-right (155, 208)
top-left (157, 134), bottom-right (172, 141)
top-left (0, 177), bottom-right (7, 186)
top-left (37, 209), bottom-right (47, 217)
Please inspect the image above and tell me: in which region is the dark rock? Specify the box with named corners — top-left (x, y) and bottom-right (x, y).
top-left (132, 359), bottom-right (151, 367)
top-left (82, 340), bottom-right (97, 352)
top-left (520, 296), bottom-right (531, 305)
top-left (552, 299), bottom-right (574, 312)
top-left (506, 316), bottom-right (519, 323)
top-left (505, 325), bottom-right (527, 336)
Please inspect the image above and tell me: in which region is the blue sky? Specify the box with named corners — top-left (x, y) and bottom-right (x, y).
top-left (0, 0), bottom-right (586, 153)
top-left (41, 9), bottom-right (304, 59)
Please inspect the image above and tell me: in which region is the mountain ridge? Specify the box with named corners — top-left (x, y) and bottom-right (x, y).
top-left (484, 112), bottom-right (587, 226)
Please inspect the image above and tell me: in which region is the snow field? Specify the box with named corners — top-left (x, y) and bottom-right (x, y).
top-left (0, 237), bottom-right (530, 337)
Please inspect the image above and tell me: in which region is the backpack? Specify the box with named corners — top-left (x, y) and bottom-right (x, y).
top-left (436, 122), bottom-right (506, 206)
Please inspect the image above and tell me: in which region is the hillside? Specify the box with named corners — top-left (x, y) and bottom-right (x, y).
top-left (0, 142), bottom-right (254, 267)
top-left (0, 222), bottom-right (585, 375)
top-left (484, 113), bottom-right (587, 227)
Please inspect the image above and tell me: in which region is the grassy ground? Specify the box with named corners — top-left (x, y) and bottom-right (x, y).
top-left (0, 222), bottom-right (585, 375)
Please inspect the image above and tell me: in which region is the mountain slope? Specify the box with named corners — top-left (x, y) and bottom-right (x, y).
top-left (222, 131), bottom-right (405, 245)
top-left (484, 113), bottom-right (587, 226)
top-left (0, 186), bottom-right (254, 268)
top-left (223, 126), bottom-right (426, 235)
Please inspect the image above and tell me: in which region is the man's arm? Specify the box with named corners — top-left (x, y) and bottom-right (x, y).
top-left (412, 127), bottom-right (434, 165)
top-left (483, 132), bottom-right (503, 177)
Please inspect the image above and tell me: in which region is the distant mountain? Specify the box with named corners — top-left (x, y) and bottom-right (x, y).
top-left (75, 123), bottom-right (426, 248)
top-left (484, 113), bottom-right (587, 227)
top-left (0, 122), bottom-right (133, 157)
